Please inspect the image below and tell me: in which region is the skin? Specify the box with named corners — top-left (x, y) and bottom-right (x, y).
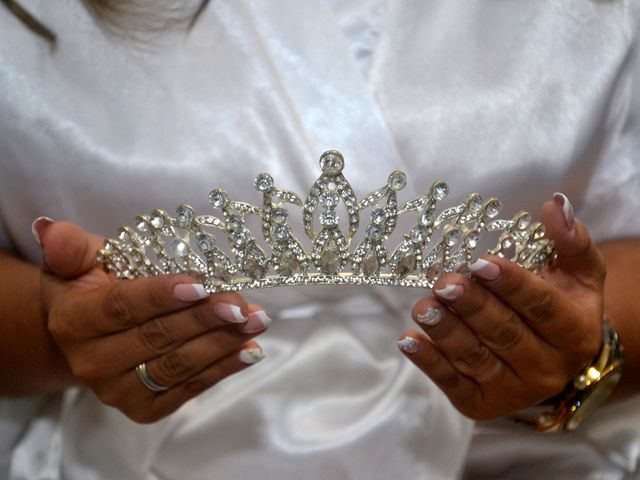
top-left (0, 196), bottom-right (638, 424)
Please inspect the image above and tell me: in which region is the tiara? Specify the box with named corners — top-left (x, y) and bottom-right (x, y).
top-left (97, 151), bottom-right (556, 293)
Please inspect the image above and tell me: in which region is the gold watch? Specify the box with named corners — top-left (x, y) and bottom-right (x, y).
top-left (515, 322), bottom-right (624, 432)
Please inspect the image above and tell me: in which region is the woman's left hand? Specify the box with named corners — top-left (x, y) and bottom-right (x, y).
top-left (398, 193), bottom-right (607, 420)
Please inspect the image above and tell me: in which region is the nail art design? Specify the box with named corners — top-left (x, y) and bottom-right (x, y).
top-left (241, 310), bottom-right (272, 333)
top-left (417, 306), bottom-right (441, 326)
top-left (214, 302), bottom-right (248, 323)
top-left (398, 336), bottom-right (419, 353)
top-left (553, 192), bottom-right (574, 230)
top-left (434, 284), bottom-right (463, 301)
top-left (468, 258), bottom-right (501, 281)
top-left (31, 216), bottom-right (53, 246)
top-left (173, 283), bottom-right (209, 302)
top-left (239, 347), bottom-right (265, 365)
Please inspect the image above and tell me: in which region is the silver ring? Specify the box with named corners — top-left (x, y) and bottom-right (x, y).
top-left (135, 362), bottom-right (170, 392)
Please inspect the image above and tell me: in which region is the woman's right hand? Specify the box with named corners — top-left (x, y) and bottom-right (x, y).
top-left (33, 218), bottom-right (271, 423)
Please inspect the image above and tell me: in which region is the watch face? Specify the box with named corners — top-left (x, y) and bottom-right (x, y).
top-left (565, 371), bottom-right (622, 431)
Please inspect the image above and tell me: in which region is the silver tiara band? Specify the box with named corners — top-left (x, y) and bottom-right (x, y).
top-left (97, 151), bottom-right (556, 293)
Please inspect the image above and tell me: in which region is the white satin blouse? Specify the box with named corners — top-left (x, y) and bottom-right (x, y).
top-left (1, 1), bottom-right (639, 479)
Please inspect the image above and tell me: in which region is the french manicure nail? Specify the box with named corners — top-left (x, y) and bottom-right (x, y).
top-left (31, 216), bottom-right (54, 246)
top-left (241, 310), bottom-right (272, 333)
top-left (434, 284), bottom-right (463, 301)
top-left (239, 347), bottom-right (265, 365)
top-left (468, 258), bottom-right (501, 281)
top-left (214, 302), bottom-right (248, 324)
top-left (554, 192), bottom-right (574, 230)
top-left (173, 283), bottom-right (209, 302)
top-left (416, 306), bottom-right (442, 326)
top-left (398, 336), bottom-right (420, 353)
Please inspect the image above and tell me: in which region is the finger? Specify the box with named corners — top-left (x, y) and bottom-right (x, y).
top-left (36, 219), bottom-right (104, 278)
top-left (410, 293), bottom-right (518, 384)
top-left (58, 276), bottom-right (248, 337)
top-left (468, 255), bottom-right (599, 350)
top-left (541, 193), bottom-right (606, 289)
top-left (397, 330), bottom-right (483, 417)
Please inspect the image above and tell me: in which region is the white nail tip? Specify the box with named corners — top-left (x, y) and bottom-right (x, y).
top-left (554, 192), bottom-right (574, 226)
top-left (469, 258), bottom-right (489, 272)
top-left (253, 310), bottom-right (272, 327)
top-left (398, 337), bottom-right (419, 353)
top-left (435, 284), bottom-right (457, 297)
top-left (31, 216), bottom-right (53, 245)
top-left (230, 304), bottom-right (247, 323)
top-left (417, 307), bottom-right (441, 326)
top-left (239, 348), bottom-right (265, 364)
top-left (192, 284), bottom-right (209, 299)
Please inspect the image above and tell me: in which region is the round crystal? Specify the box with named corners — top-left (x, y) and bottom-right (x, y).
top-left (444, 228), bottom-right (461, 247)
top-left (117, 228), bottom-right (131, 243)
top-left (176, 205), bottom-right (194, 226)
top-left (169, 239), bottom-right (190, 258)
top-left (387, 171), bottom-right (407, 191)
top-left (231, 229), bottom-right (249, 247)
top-left (432, 181), bottom-right (449, 200)
top-left (467, 194), bottom-right (483, 213)
top-left (533, 225), bottom-right (546, 240)
top-left (371, 208), bottom-right (386, 224)
top-left (150, 211), bottom-right (165, 229)
top-left (465, 230), bottom-right (480, 249)
top-left (501, 235), bottom-right (516, 249)
top-left (271, 208), bottom-right (288, 224)
top-left (327, 181), bottom-right (337, 191)
top-left (271, 224), bottom-right (291, 241)
top-left (516, 212), bottom-right (532, 230)
top-left (485, 198), bottom-right (502, 218)
top-left (196, 233), bottom-right (215, 252)
top-left (319, 150), bottom-right (344, 175)
top-left (254, 173), bottom-right (274, 192)
top-left (350, 213), bottom-right (359, 223)
top-left (135, 216), bottom-right (149, 233)
top-left (208, 189), bottom-right (229, 209)
top-left (410, 225), bottom-right (427, 244)
top-left (320, 192), bottom-right (340, 209)
top-left (320, 210), bottom-right (339, 227)
top-left (226, 214), bottom-right (243, 232)
top-left (418, 209), bottom-right (434, 226)
top-left (366, 224), bottom-right (383, 241)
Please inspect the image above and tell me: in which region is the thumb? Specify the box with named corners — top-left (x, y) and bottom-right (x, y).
top-left (540, 193), bottom-right (606, 289)
top-left (32, 217), bottom-right (104, 278)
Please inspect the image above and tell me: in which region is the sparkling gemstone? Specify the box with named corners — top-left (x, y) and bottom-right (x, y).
top-left (485, 198), bottom-right (502, 218)
top-left (208, 189), bottom-right (229, 208)
top-left (244, 258), bottom-right (263, 279)
top-left (387, 171), bottom-right (407, 191)
top-left (320, 244), bottom-right (341, 274)
top-left (196, 233), bottom-right (215, 252)
top-left (231, 229), bottom-right (249, 247)
top-left (467, 194), bottom-right (483, 213)
top-left (533, 225), bottom-right (546, 240)
top-left (271, 208), bottom-right (288, 224)
top-left (327, 181), bottom-right (337, 191)
top-left (395, 253), bottom-right (416, 277)
top-left (226, 214), bottom-right (243, 232)
top-left (465, 230), bottom-right (480, 248)
top-left (271, 223), bottom-right (291, 240)
top-left (432, 181), bottom-right (449, 200)
top-left (444, 228), bottom-right (461, 247)
top-left (117, 228), bottom-right (131, 242)
top-left (150, 212), bottom-right (165, 229)
top-left (501, 235), bottom-right (516, 249)
top-left (214, 264), bottom-right (233, 282)
top-left (427, 263), bottom-right (443, 281)
top-left (319, 150), bottom-right (344, 175)
top-left (350, 214), bottom-right (359, 223)
top-left (135, 216), bottom-right (149, 233)
top-left (176, 205), bottom-right (194, 226)
top-left (366, 224), bottom-right (383, 241)
top-left (320, 209), bottom-right (339, 227)
top-left (410, 225), bottom-right (428, 244)
top-left (253, 173), bottom-right (274, 192)
top-left (362, 251), bottom-right (379, 276)
top-left (418, 209), bottom-right (434, 226)
top-left (320, 192), bottom-right (340, 208)
top-left (371, 208), bottom-right (386, 224)
top-left (278, 250), bottom-right (299, 276)
top-left (169, 239), bottom-right (190, 258)
top-left (517, 212), bottom-right (532, 230)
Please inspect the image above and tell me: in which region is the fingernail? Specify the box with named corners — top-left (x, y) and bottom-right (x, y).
top-left (31, 216), bottom-right (54, 246)
top-left (214, 302), bottom-right (248, 324)
top-left (434, 284), bottom-right (463, 301)
top-left (553, 192), bottom-right (574, 230)
top-left (398, 336), bottom-right (420, 353)
top-left (416, 306), bottom-right (442, 326)
top-left (241, 310), bottom-right (272, 333)
top-left (469, 258), bottom-right (501, 281)
top-left (173, 283), bottom-right (209, 302)
top-left (239, 347), bottom-right (265, 365)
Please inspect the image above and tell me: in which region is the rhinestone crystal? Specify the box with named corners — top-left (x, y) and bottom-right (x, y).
top-left (320, 192), bottom-right (340, 208)
top-left (209, 189), bottom-right (229, 208)
top-left (388, 171), bottom-right (407, 191)
top-left (169, 239), bottom-right (189, 258)
top-left (366, 224), bottom-right (383, 241)
top-left (254, 173), bottom-right (274, 192)
top-left (432, 182), bottom-right (449, 200)
top-left (319, 150), bottom-right (344, 175)
top-left (320, 209), bottom-right (339, 227)
top-left (485, 199), bottom-right (502, 218)
top-left (176, 205), bottom-right (194, 226)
